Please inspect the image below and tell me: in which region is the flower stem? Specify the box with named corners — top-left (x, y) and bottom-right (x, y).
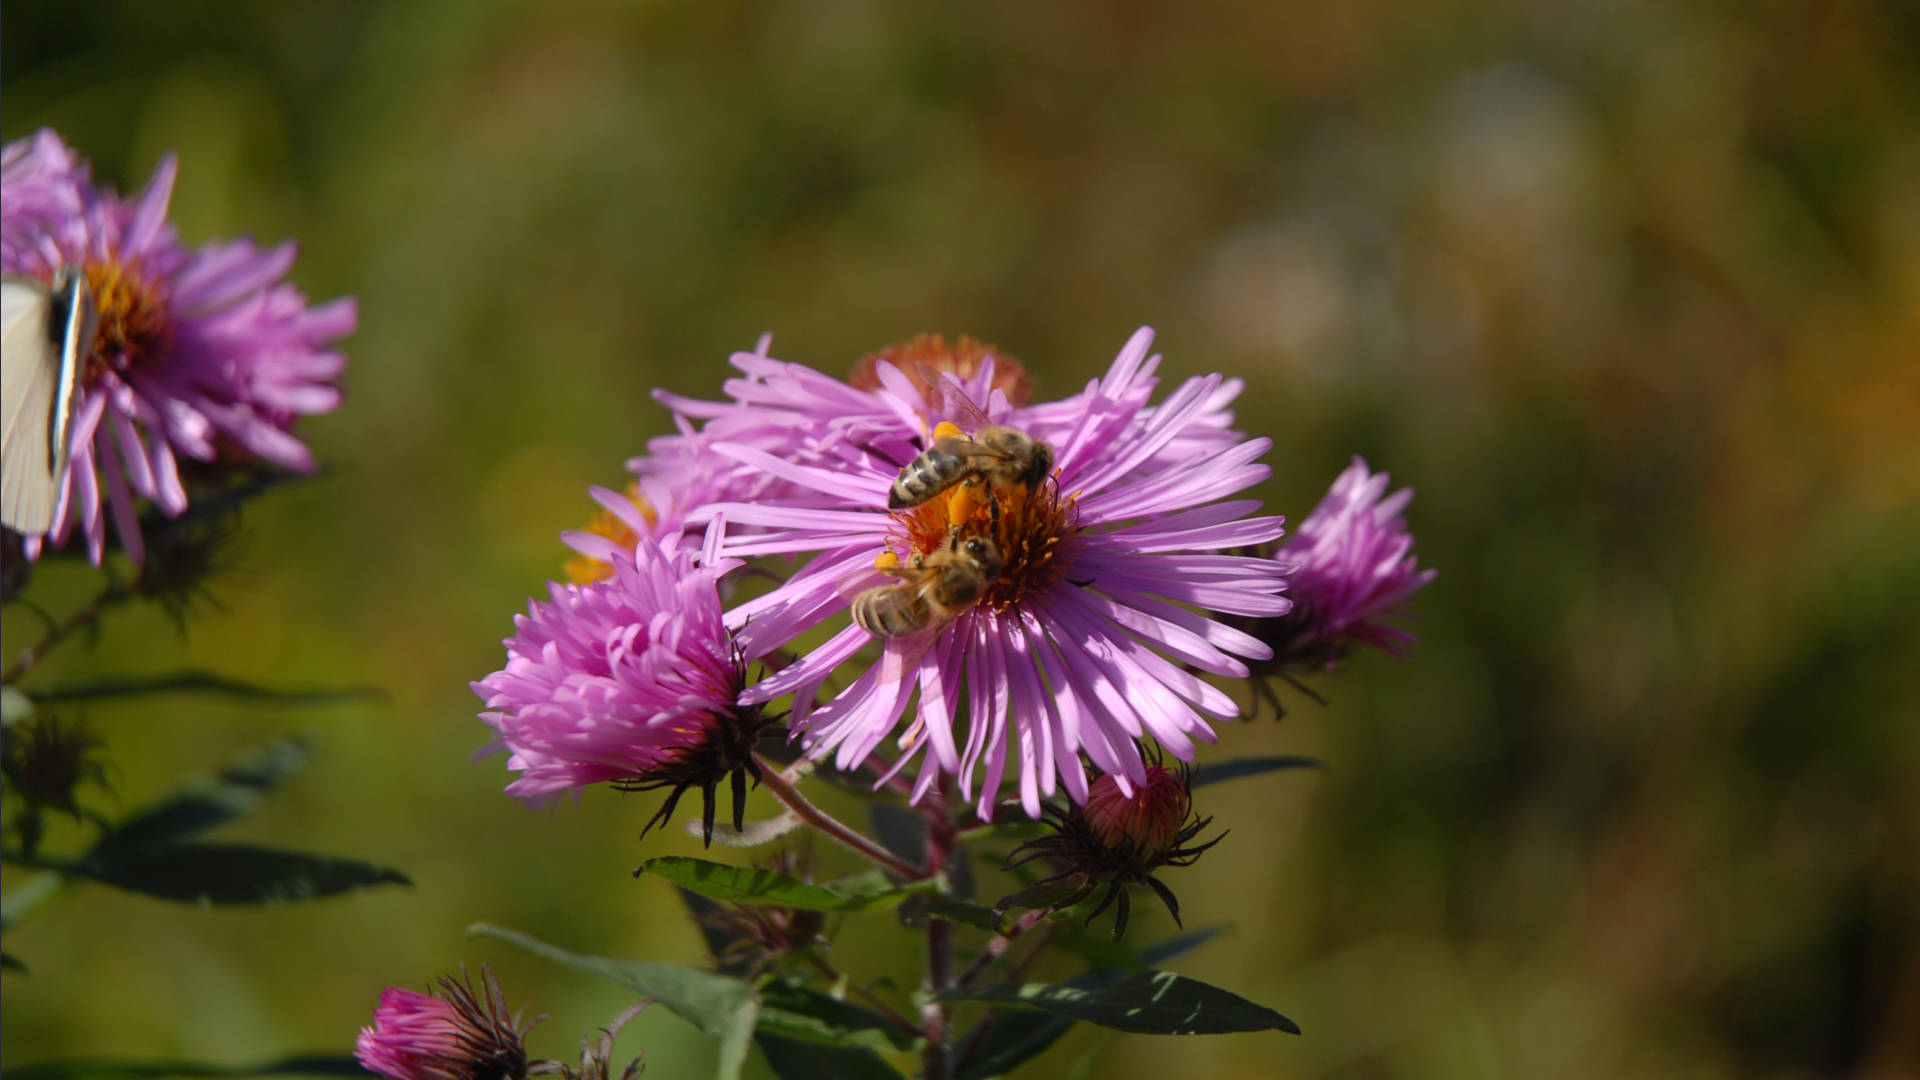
top-left (752, 756), bottom-right (920, 881)
top-left (2, 582), bottom-right (130, 686)
top-left (920, 785), bottom-right (959, 1080)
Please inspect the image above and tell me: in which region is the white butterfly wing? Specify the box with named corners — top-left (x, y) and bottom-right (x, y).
top-left (1, 275), bottom-right (61, 533)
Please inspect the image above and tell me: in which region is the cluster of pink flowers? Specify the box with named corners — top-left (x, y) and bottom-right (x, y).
top-left (1, 130), bottom-right (354, 563)
top-left (475, 330), bottom-right (1433, 826)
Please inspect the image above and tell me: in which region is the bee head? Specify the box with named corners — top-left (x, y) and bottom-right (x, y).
top-left (959, 535), bottom-right (1004, 577)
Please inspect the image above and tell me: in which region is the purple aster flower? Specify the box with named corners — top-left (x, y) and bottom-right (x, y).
top-left (355, 967), bottom-right (534, 1080)
top-left (473, 522), bottom-right (780, 844)
top-left (0, 129), bottom-right (354, 563)
top-left (1251, 457), bottom-right (1435, 686)
top-left (697, 328), bottom-right (1291, 819)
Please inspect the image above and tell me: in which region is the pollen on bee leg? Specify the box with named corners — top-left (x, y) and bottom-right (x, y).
top-left (931, 420), bottom-right (965, 442)
top-left (874, 550), bottom-right (900, 571)
top-left (946, 482), bottom-right (983, 527)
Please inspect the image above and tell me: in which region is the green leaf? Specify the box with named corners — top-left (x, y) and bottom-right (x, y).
top-left (0, 1055), bottom-right (368, 1080)
top-left (718, 996), bottom-right (758, 1080)
top-left (953, 927), bottom-right (1231, 1079)
top-left (26, 671), bottom-right (384, 709)
top-left (67, 844), bottom-right (410, 904)
top-left (91, 740), bottom-right (312, 859)
top-left (924, 899), bottom-right (1003, 932)
top-left (1189, 756), bottom-right (1324, 789)
top-left (637, 857), bottom-right (928, 912)
top-left (756, 1034), bottom-right (906, 1080)
top-left (759, 979), bottom-right (920, 1052)
top-left (468, 922), bottom-right (753, 1041)
top-left (936, 970), bottom-right (1298, 1036)
top-left (1137, 925), bottom-right (1225, 968)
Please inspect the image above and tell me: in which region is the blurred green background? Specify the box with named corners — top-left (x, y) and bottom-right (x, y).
top-left (4, 1), bottom-right (1919, 1077)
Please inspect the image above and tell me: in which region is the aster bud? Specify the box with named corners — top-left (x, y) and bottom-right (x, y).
top-left (1083, 767), bottom-right (1191, 860)
top-left (998, 762), bottom-right (1224, 941)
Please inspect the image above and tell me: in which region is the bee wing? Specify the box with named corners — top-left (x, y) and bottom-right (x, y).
top-left (914, 362), bottom-right (998, 434)
top-left (1, 275), bottom-right (62, 533)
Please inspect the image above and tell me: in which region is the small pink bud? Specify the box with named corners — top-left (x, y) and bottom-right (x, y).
top-left (1084, 766), bottom-right (1190, 860)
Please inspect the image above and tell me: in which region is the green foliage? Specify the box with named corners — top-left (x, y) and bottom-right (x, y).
top-left (637, 856), bottom-right (935, 911)
top-left (26, 671), bottom-right (384, 709)
top-left (64, 844), bottom-right (410, 905)
top-left (755, 1034), bottom-right (906, 1080)
top-left (938, 970), bottom-right (1299, 1036)
top-left (1188, 756), bottom-right (1324, 789)
top-left (88, 739), bottom-right (312, 856)
top-left (0, 1057), bottom-right (367, 1080)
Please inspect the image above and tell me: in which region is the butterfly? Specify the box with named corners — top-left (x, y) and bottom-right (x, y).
top-left (1, 268), bottom-right (94, 534)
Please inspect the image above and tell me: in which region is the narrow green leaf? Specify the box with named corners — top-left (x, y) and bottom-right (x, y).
top-left (953, 927), bottom-right (1226, 1079)
top-left (1137, 925), bottom-right (1226, 968)
top-left (27, 672), bottom-right (384, 709)
top-left (0, 1055), bottom-right (367, 1080)
top-left (759, 979), bottom-right (920, 1052)
top-left (756, 1034), bottom-right (906, 1080)
top-left (68, 844), bottom-right (410, 904)
top-left (467, 922), bottom-right (754, 1041)
top-left (91, 740), bottom-right (311, 858)
top-left (924, 899), bottom-right (1002, 932)
top-left (637, 856), bottom-right (926, 911)
top-left (1189, 756), bottom-right (1324, 789)
top-left (937, 970), bottom-right (1298, 1036)
top-left (717, 996), bottom-right (758, 1080)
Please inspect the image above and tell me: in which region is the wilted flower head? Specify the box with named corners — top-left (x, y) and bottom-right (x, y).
top-left (566, 1000), bottom-right (650, 1080)
top-left (998, 762), bottom-right (1223, 940)
top-left (1253, 457), bottom-right (1434, 683)
top-left (1, 712), bottom-right (111, 858)
top-left (355, 967), bottom-right (534, 1080)
top-left (696, 328), bottom-right (1288, 818)
top-left (473, 523), bottom-right (779, 845)
top-left (0, 129), bottom-right (354, 564)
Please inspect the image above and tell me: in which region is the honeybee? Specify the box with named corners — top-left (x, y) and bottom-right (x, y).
top-left (851, 530), bottom-right (1004, 637)
top-left (888, 424), bottom-right (1053, 510)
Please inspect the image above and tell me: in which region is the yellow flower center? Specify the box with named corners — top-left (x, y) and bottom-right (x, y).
top-left (81, 258), bottom-right (171, 384)
top-left (880, 436), bottom-right (1078, 614)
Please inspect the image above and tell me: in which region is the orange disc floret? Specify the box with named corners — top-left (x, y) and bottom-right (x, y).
top-left (564, 483), bottom-right (658, 584)
top-left (850, 333), bottom-right (1037, 409)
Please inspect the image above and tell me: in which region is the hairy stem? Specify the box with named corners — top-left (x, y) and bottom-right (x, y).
top-left (956, 908), bottom-right (1048, 986)
top-left (752, 756), bottom-right (921, 880)
top-left (2, 582), bottom-right (130, 686)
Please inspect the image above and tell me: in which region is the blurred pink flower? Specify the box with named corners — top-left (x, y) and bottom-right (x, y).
top-left (1, 129), bottom-right (354, 563)
top-left (355, 968), bottom-right (532, 1080)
